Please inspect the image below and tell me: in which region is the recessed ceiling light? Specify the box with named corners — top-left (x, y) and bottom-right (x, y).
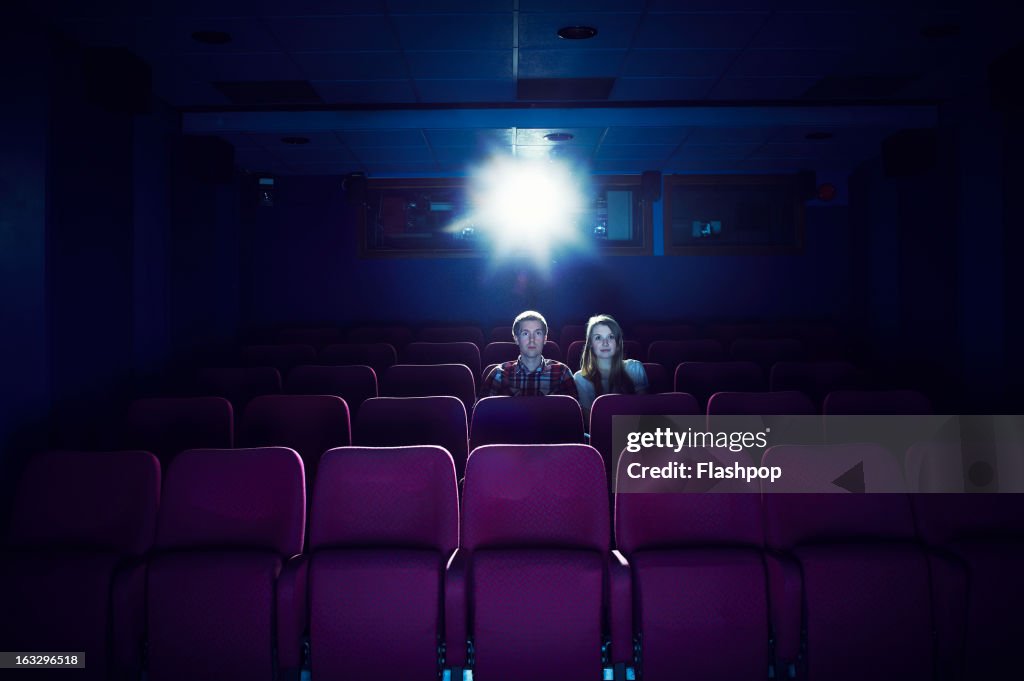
top-left (281, 136), bottom-right (310, 145)
top-left (557, 26), bottom-right (598, 40)
top-left (544, 132), bottom-right (575, 142)
top-left (191, 30), bottom-right (232, 45)
top-left (805, 131), bottom-right (834, 140)
top-left (920, 24), bottom-right (961, 39)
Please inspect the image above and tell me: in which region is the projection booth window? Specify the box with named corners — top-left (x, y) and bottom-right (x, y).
top-left (662, 174), bottom-right (805, 255)
top-left (358, 176), bottom-right (652, 257)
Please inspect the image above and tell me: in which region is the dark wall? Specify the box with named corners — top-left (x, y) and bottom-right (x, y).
top-left (241, 176), bottom-right (854, 332)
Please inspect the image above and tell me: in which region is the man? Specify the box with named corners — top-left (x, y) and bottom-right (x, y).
top-left (479, 310), bottom-right (578, 397)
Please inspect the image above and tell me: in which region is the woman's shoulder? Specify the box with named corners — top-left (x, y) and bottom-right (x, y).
top-left (624, 358), bottom-right (648, 382)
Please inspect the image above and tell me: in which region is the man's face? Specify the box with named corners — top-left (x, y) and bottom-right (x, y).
top-left (516, 320), bottom-right (546, 360)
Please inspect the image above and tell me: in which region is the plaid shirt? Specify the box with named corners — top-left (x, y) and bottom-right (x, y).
top-left (479, 357), bottom-right (579, 398)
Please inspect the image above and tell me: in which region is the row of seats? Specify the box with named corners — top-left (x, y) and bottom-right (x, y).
top-left (4, 446), bottom-right (1018, 680)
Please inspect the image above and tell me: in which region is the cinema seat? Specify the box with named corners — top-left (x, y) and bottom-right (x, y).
top-left (770, 360), bottom-right (863, 406)
top-left (632, 323), bottom-right (697, 348)
top-left (823, 389), bottom-right (932, 415)
top-left (354, 396), bottom-right (469, 479)
top-left (589, 392), bottom-right (701, 492)
top-left (320, 342), bottom-right (397, 376)
top-left (648, 339), bottom-right (726, 370)
top-left (241, 344), bottom-right (317, 374)
top-left (124, 396), bottom-right (233, 468)
top-left (763, 444), bottom-right (936, 681)
top-left (558, 324), bottom-right (587, 355)
top-left (195, 366), bottom-right (281, 413)
top-left (707, 390), bottom-right (816, 416)
top-left (488, 325), bottom-right (512, 342)
top-left (348, 325), bottom-right (413, 349)
top-left (285, 364), bottom-right (378, 415)
top-left (730, 338), bottom-right (803, 372)
top-left (146, 447), bottom-right (304, 681)
top-left (238, 395), bottom-right (351, 497)
top-left (402, 341), bottom-right (482, 379)
top-left (381, 363), bottom-right (476, 414)
top-left (297, 446), bottom-right (458, 680)
top-left (1, 450), bottom-right (160, 681)
top-left (470, 395), bottom-right (584, 451)
top-left (674, 361), bottom-right (765, 410)
top-left (418, 325), bottom-right (485, 349)
top-left (447, 444), bottom-right (633, 681)
top-left (913, 494), bottom-right (1023, 680)
top-left (615, 447), bottom-right (770, 680)
top-left (643, 362), bottom-right (671, 394)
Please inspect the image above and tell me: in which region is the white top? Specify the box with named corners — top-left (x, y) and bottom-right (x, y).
top-left (573, 359), bottom-right (649, 412)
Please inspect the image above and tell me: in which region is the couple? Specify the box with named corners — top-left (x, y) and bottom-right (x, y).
top-left (480, 310), bottom-right (648, 416)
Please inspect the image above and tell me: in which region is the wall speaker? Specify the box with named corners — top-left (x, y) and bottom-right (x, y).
top-left (641, 170), bottom-right (662, 202)
top-left (83, 47), bottom-right (151, 115)
top-left (180, 136), bottom-right (235, 184)
top-left (882, 129), bottom-right (937, 178)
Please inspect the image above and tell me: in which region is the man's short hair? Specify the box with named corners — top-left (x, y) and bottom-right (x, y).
top-left (512, 310), bottom-right (548, 338)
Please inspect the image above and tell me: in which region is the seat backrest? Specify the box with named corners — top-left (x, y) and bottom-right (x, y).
top-left (470, 395), bottom-right (584, 451)
top-left (649, 339), bottom-right (726, 368)
top-left (195, 367), bottom-right (282, 412)
top-left (285, 364), bottom-right (378, 415)
top-left (642, 362), bottom-right (670, 394)
top-left (238, 395), bottom-right (351, 490)
top-left (707, 390), bottom-right (816, 416)
top-left (241, 344), bottom-right (317, 373)
top-left (674, 361), bottom-right (765, 409)
top-left (729, 337), bottom-right (803, 371)
top-left (417, 325), bottom-right (485, 348)
top-left (320, 343), bottom-right (397, 376)
top-left (770, 360), bottom-right (862, 405)
top-left (489, 325), bottom-right (513, 343)
top-left (125, 397), bottom-right (233, 468)
top-left (632, 323), bottom-right (697, 348)
top-left (823, 389), bottom-right (932, 415)
top-left (348, 325), bottom-right (413, 349)
top-left (402, 341), bottom-right (481, 378)
top-left (381, 363), bottom-right (476, 413)
top-left (558, 324), bottom-right (587, 356)
top-left (353, 396), bottom-right (470, 479)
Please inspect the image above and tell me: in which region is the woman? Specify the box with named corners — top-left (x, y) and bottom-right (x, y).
top-left (574, 314), bottom-right (648, 420)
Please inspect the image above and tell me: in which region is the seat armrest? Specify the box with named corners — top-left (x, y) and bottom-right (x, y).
top-left (111, 557), bottom-right (147, 681)
top-left (276, 554), bottom-right (309, 680)
top-left (444, 549), bottom-right (468, 668)
top-left (764, 550), bottom-right (803, 679)
top-left (926, 549), bottom-right (967, 681)
top-left (608, 550), bottom-right (634, 667)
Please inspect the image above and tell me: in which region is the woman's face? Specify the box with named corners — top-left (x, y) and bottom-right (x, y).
top-left (589, 323), bottom-right (618, 360)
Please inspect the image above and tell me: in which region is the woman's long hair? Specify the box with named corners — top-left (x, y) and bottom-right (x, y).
top-left (580, 314), bottom-right (635, 396)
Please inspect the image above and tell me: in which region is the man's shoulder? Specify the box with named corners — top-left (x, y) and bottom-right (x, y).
top-left (542, 358), bottom-right (572, 372)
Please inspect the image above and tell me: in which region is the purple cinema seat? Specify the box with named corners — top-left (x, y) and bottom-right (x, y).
top-left (382, 363), bottom-right (477, 414)
top-left (488, 326), bottom-right (513, 343)
top-left (238, 395), bottom-right (351, 496)
top-left (674, 361), bottom-right (765, 410)
top-left (589, 392), bottom-right (701, 492)
top-left (614, 447), bottom-right (771, 680)
top-left (402, 341), bottom-right (482, 379)
top-left (648, 339), bottom-right (726, 370)
top-left (446, 444), bottom-right (633, 681)
top-left (823, 389), bottom-right (932, 415)
top-left (285, 364), bottom-right (378, 416)
top-left (195, 366), bottom-right (282, 413)
top-left (762, 445), bottom-right (936, 681)
top-left (566, 339), bottom-right (644, 372)
top-left (300, 446), bottom-right (459, 680)
top-left (348, 325), bottom-right (413, 349)
top-left (320, 342), bottom-right (397, 377)
top-left (469, 395), bottom-right (584, 451)
top-left (770, 360), bottom-right (863, 406)
top-left (482, 340), bottom-right (560, 366)
top-left (124, 396), bottom-right (233, 468)
top-left (418, 325), bottom-right (486, 349)
top-left (913, 493), bottom-right (1024, 680)
top-left (1, 451), bottom-right (160, 681)
top-left (147, 447), bottom-right (304, 681)
top-left (730, 337), bottom-right (804, 372)
top-left (558, 324), bottom-right (587, 355)
top-left (707, 390), bottom-right (816, 416)
top-left (354, 396), bottom-right (469, 479)
top-left (642, 362), bottom-right (670, 394)
top-left (241, 344), bottom-right (317, 374)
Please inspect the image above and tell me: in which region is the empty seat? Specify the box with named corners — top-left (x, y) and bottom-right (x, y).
top-left (1, 450), bottom-right (160, 681)
top-left (402, 341), bottom-right (481, 379)
top-left (348, 325), bottom-right (413, 349)
top-left (648, 339), bottom-right (726, 369)
top-left (238, 394), bottom-right (351, 494)
top-left (589, 393), bottom-right (701, 490)
top-left (632, 323), bottom-right (697, 347)
top-left (823, 389), bottom-right (932, 415)
top-left (707, 390), bottom-right (816, 416)
top-left (195, 366), bottom-right (281, 412)
top-left (763, 445), bottom-right (933, 681)
top-left (675, 361), bottom-right (765, 409)
top-left (418, 325), bottom-right (485, 348)
top-left (147, 447), bottom-right (305, 681)
top-left (643, 362), bottom-right (671, 394)
top-left (285, 364), bottom-right (378, 415)
top-left (302, 446), bottom-right (459, 680)
top-left (354, 396), bottom-right (469, 479)
top-left (566, 339), bottom-right (643, 372)
top-left (730, 338), bottom-right (803, 371)
top-left (124, 396), bottom-right (233, 467)
top-left (320, 342), bottom-right (397, 376)
top-left (470, 395), bottom-right (584, 451)
top-left (770, 360), bottom-right (863, 405)
top-left (615, 447), bottom-right (771, 680)
top-left (449, 444), bottom-right (633, 680)
top-left (489, 325), bottom-right (513, 342)
top-left (482, 340), bottom-right (561, 367)
top-left (381, 363), bottom-right (476, 413)
top-left (241, 344), bottom-right (317, 373)
top-left (558, 324), bottom-right (587, 355)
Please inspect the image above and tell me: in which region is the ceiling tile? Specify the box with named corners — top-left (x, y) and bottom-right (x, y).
top-left (708, 77), bottom-right (820, 99)
top-left (610, 77), bottom-right (714, 100)
top-left (407, 51), bottom-right (513, 79)
top-left (622, 49), bottom-right (737, 78)
top-left (595, 145), bottom-right (676, 160)
top-left (353, 146), bottom-right (437, 164)
top-left (312, 80), bottom-right (416, 104)
top-left (516, 128), bottom-right (605, 145)
top-left (416, 79), bottom-right (516, 102)
top-left (518, 49), bottom-right (626, 78)
top-left (268, 16), bottom-right (397, 51)
top-left (727, 49), bottom-right (846, 78)
top-left (339, 129), bottom-right (427, 148)
top-left (603, 126), bottom-right (689, 145)
top-left (518, 12), bottom-right (642, 49)
top-left (634, 12), bottom-right (769, 49)
top-left (176, 52), bottom-right (304, 81)
top-left (425, 129), bottom-right (516, 147)
top-left (391, 13), bottom-right (513, 50)
top-left (291, 51), bottom-right (408, 81)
